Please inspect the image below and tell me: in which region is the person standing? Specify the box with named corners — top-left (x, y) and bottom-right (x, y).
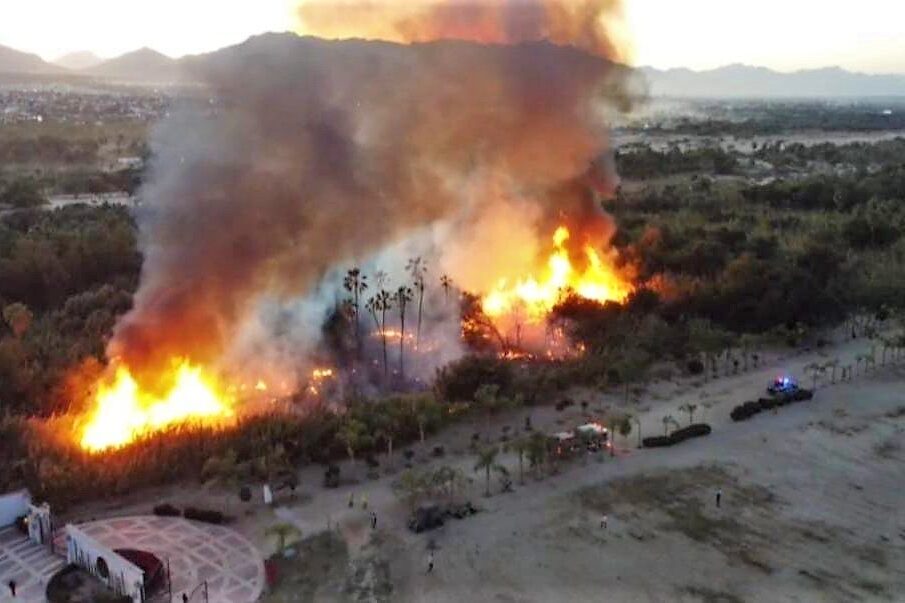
top-left (600, 514), bottom-right (608, 529)
top-left (348, 492), bottom-right (354, 508)
top-left (427, 551), bottom-right (435, 574)
top-left (716, 488), bottom-right (722, 508)
top-left (8, 579), bottom-right (16, 597)
top-left (371, 511), bottom-right (377, 530)
top-left (361, 493), bottom-right (368, 510)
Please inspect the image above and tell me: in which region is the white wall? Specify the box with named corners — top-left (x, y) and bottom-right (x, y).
top-left (0, 489), bottom-right (30, 527)
top-left (66, 524), bottom-right (145, 603)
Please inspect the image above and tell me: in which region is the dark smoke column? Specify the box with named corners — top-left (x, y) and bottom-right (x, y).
top-left (110, 5), bottom-right (635, 385)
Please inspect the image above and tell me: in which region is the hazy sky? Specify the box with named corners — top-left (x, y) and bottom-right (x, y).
top-left (1, 0), bottom-right (903, 73)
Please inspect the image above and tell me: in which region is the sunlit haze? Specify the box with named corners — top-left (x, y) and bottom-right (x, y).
top-left (0, 0), bottom-right (902, 72)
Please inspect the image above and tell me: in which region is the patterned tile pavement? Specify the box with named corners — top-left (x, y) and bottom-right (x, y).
top-left (0, 516), bottom-right (265, 603)
top-left (0, 526), bottom-right (65, 603)
top-left (73, 516), bottom-right (265, 603)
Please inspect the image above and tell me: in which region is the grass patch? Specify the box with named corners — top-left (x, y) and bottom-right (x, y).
top-left (578, 465), bottom-right (776, 572)
top-left (264, 530), bottom-right (349, 602)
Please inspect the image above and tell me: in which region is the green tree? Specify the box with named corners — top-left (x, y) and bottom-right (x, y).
top-left (396, 469), bottom-right (426, 510)
top-left (338, 418), bottom-right (369, 463)
top-left (511, 437), bottom-right (529, 484)
top-left (526, 432), bottom-right (548, 478)
top-left (690, 319), bottom-right (732, 380)
top-left (3, 303), bottom-right (32, 339)
top-left (630, 415), bottom-right (642, 447)
top-left (265, 523), bottom-right (301, 554)
top-left (662, 415), bottom-right (678, 436)
top-left (612, 348), bottom-right (650, 406)
top-left (474, 446), bottom-right (501, 497)
top-left (474, 384), bottom-right (520, 442)
top-left (0, 177), bottom-right (46, 208)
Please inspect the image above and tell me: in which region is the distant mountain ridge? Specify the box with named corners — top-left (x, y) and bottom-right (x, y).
top-left (641, 64), bottom-right (905, 98)
top-left (54, 51), bottom-right (103, 70)
top-left (0, 44), bottom-right (64, 75)
top-left (82, 47), bottom-right (183, 83)
top-left (2, 36), bottom-right (904, 96)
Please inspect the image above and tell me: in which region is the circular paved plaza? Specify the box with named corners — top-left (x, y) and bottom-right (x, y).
top-left (73, 516), bottom-right (265, 603)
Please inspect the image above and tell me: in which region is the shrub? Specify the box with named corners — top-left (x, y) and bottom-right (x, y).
top-left (434, 355), bottom-right (515, 403)
top-left (641, 435), bottom-right (673, 448)
top-left (152, 503), bottom-right (181, 517)
top-left (730, 401), bottom-right (761, 422)
top-left (642, 424), bottom-right (711, 448)
top-left (687, 359), bottom-right (705, 375)
top-left (183, 507), bottom-right (224, 524)
top-left (670, 423), bottom-right (712, 443)
top-left (432, 445), bottom-right (445, 458)
top-left (792, 389), bottom-right (814, 401)
top-left (323, 465), bottom-right (340, 488)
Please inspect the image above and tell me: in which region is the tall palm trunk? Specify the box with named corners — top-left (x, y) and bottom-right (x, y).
top-left (416, 287), bottom-right (424, 351)
top-left (380, 308), bottom-right (389, 380)
top-left (399, 309), bottom-right (406, 380)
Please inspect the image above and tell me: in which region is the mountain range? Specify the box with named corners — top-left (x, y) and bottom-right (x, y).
top-left (1, 37), bottom-right (904, 97)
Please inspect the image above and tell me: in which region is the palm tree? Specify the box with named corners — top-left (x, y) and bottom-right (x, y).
top-left (373, 270), bottom-right (389, 290)
top-left (440, 274), bottom-right (453, 301)
top-left (202, 449), bottom-right (245, 513)
top-left (526, 432), bottom-right (547, 479)
top-left (662, 414), bottom-right (678, 436)
top-left (395, 286), bottom-right (414, 380)
top-left (343, 268), bottom-right (368, 357)
top-left (366, 290), bottom-right (394, 380)
top-left (265, 523), bottom-right (301, 554)
top-left (396, 469), bottom-right (426, 510)
top-left (824, 358), bottom-right (839, 384)
top-left (338, 418), bottom-right (368, 464)
top-left (804, 363), bottom-right (823, 391)
top-left (474, 446), bottom-right (500, 496)
top-left (511, 437), bottom-right (529, 484)
top-left (375, 409), bottom-right (401, 469)
top-left (614, 348), bottom-right (650, 406)
top-left (678, 403), bottom-right (698, 425)
top-left (406, 257), bottom-right (427, 350)
top-left (617, 415), bottom-right (633, 454)
top-left (739, 334), bottom-right (759, 371)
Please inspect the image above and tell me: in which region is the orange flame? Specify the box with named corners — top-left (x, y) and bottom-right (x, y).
top-left (482, 225), bottom-right (631, 322)
top-left (79, 361), bottom-right (235, 452)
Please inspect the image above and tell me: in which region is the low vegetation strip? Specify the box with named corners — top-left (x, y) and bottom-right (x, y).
top-left (643, 423), bottom-right (712, 448)
top-left (731, 390), bottom-right (814, 422)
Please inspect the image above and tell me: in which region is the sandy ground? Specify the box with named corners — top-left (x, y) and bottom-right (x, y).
top-left (61, 334), bottom-right (905, 602)
top-left (258, 335), bottom-right (905, 602)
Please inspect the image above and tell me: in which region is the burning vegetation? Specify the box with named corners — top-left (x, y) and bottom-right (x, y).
top-left (71, 0), bottom-right (637, 451)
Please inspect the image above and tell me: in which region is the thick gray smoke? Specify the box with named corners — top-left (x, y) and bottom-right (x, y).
top-left (111, 33), bottom-right (633, 386)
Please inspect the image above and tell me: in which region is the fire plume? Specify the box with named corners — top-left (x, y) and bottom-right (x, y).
top-left (482, 225), bottom-right (631, 322)
top-left (79, 361), bottom-right (235, 452)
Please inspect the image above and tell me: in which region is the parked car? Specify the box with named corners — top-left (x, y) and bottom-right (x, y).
top-left (767, 375), bottom-right (799, 395)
